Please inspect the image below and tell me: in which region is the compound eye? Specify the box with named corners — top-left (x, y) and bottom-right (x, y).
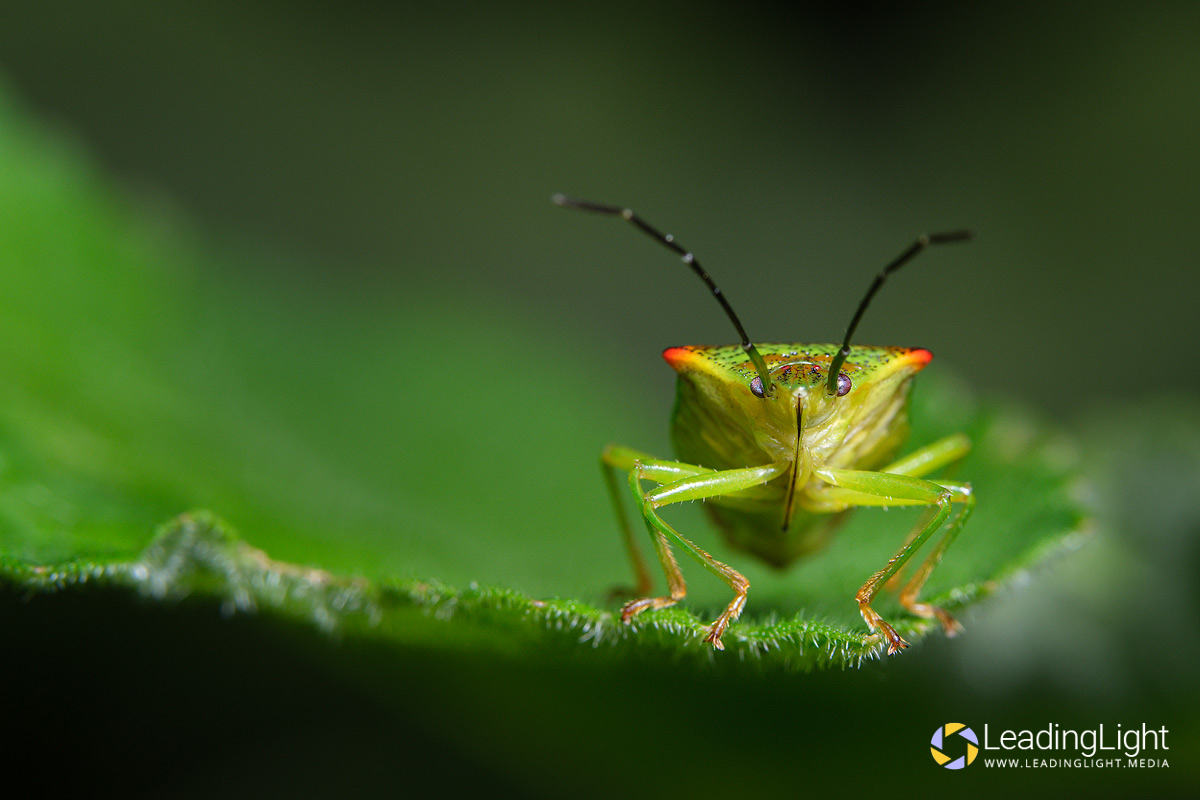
top-left (750, 376), bottom-right (766, 398)
top-left (836, 373), bottom-right (852, 397)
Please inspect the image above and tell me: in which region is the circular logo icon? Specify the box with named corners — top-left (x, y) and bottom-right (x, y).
top-left (931, 723), bottom-right (979, 769)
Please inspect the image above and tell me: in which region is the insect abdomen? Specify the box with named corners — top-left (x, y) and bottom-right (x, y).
top-left (704, 503), bottom-right (851, 568)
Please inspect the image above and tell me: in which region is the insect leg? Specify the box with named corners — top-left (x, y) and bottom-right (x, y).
top-left (632, 462), bottom-right (788, 650)
top-left (876, 433), bottom-right (971, 591)
top-left (814, 468), bottom-right (972, 654)
top-left (894, 481), bottom-right (975, 636)
top-left (601, 445), bottom-right (713, 597)
top-left (878, 433), bottom-right (971, 479)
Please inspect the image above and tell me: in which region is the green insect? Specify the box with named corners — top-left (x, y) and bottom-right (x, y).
top-left (554, 194), bottom-right (977, 653)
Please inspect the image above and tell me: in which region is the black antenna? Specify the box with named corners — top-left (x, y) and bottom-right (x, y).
top-left (553, 193), bottom-right (774, 397)
top-left (826, 230), bottom-right (975, 396)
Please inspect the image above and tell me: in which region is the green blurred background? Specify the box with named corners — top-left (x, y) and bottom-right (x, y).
top-left (2, 1), bottom-right (1198, 796)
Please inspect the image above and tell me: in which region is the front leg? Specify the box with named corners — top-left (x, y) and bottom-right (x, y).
top-left (603, 446), bottom-right (786, 650)
top-left (601, 445), bottom-right (722, 599)
top-left (814, 467), bottom-right (974, 654)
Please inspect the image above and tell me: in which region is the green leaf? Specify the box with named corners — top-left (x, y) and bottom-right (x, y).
top-left (0, 85), bottom-right (1088, 672)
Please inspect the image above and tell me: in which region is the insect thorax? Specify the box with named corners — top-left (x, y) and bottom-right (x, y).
top-left (664, 342), bottom-right (929, 565)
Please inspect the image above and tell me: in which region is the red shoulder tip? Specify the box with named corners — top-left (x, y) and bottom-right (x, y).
top-left (662, 346), bottom-right (695, 369)
top-left (908, 348), bottom-right (934, 367)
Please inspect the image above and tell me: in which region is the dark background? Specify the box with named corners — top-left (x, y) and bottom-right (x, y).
top-left (2, 2), bottom-right (1197, 796)
top-left (4, 2), bottom-right (1199, 412)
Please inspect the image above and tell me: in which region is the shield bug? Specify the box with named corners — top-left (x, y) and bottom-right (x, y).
top-left (554, 194), bottom-right (975, 653)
